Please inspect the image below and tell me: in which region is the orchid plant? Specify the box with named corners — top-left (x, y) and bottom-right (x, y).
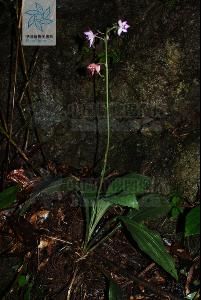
top-left (77, 20), bottom-right (178, 284)
top-left (60, 22), bottom-right (179, 299)
top-left (82, 20), bottom-right (132, 246)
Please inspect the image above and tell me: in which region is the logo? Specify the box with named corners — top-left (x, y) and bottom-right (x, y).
top-left (22, 0), bottom-right (56, 46)
top-left (25, 2), bottom-right (53, 32)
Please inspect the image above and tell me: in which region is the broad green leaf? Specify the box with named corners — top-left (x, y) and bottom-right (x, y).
top-left (0, 186), bottom-right (19, 209)
top-left (105, 193), bottom-right (139, 209)
top-left (128, 194), bottom-right (171, 222)
top-left (31, 178), bottom-right (97, 199)
top-left (30, 177), bottom-right (79, 199)
top-left (109, 280), bottom-right (122, 300)
top-left (20, 177), bottom-right (77, 215)
top-left (20, 177), bottom-right (87, 215)
top-left (120, 217), bottom-right (178, 280)
top-left (185, 207), bottom-right (200, 237)
top-left (106, 173), bottom-right (151, 197)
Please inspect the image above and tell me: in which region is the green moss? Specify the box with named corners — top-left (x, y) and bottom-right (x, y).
top-left (173, 142), bottom-right (200, 202)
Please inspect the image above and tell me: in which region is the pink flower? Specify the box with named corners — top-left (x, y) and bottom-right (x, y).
top-left (87, 64), bottom-right (101, 76)
top-left (117, 20), bottom-right (130, 36)
top-left (84, 30), bottom-right (97, 47)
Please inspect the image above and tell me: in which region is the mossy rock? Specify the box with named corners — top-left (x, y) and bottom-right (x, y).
top-left (173, 141), bottom-right (200, 202)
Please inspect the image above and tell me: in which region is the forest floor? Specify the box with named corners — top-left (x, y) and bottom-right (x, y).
top-left (0, 165), bottom-right (200, 300)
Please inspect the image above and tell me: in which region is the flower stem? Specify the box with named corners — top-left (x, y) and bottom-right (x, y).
top-left (97, 31), bottom-right (110, 200)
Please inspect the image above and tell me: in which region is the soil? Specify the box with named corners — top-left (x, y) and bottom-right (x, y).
top-left (0, 168), bottom-right (200, 299)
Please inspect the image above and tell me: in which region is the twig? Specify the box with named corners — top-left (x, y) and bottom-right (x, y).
top-left (5, 2), bottom-right (21, 175)
top-left (185, 264), bottom-right (195, 295)
top-left (18, 48), bottom-right (40, 105)
top-left (138, 262), bottom-right (156, 278)
top-left (66, 265), bottom-right (80, 300)
top-left (0, 109), bottom-right (8, 132)
top-left (0, 125), bottom-right (41, 176)
top-left (16, 47), bottom-right (40, 151)
top-left (44, 235), bottom-right (73, 245)
top-left (18, 42), bottom-right (47, 165)
top-left (185, 257), bottom-right (200, 296)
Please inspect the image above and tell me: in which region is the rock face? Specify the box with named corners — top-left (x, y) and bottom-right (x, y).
top-left (0, 0), bottom-right (200, 200)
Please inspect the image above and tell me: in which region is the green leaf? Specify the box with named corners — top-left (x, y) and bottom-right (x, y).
top-left (106, 173), bottom-right (151, 197)
top-left (93, 200), bottom-right (112, 224)
top-left (185, 292), bottom-right (200, 300)
top-left (20, 177), bottom-right (85, 215)
top-left (24, 283), bottom-right (33, 300)
top-left (120, 217), bottom-right (178, 280)
top-left (171, 195), bottom-right (182, 207)
top-left (81, 183), bottom-right (98, 241)
top-left (31, 178), bottom-right (97, 199)
top-left (171, 207), bottom-right (183, 219)
top-left (105, 193), bottom-right (139, 209)
top-left (170, 195), bottom-right (183, 219)
top-left (83, 196), bottom-right (91, 241)
top-left (88, 199), bottom-right (112, 241)
top-left (128, 194), bottom-right (171, 222)
top-left (0, 186), bottom-right (19, 209)
top-left (29, 177), bottom-right (79, 200)
top-left (82, 184), bottom-right (113, 242)
top-left (185, 207), bottom-right (200, 237)
top-left (18, 275), bottom-right (28, 287)
top-left (109, 280), bottom-right (122, 300)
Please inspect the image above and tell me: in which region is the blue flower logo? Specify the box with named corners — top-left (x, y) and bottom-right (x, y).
top-left (25, 2), bottom-right (53, 32)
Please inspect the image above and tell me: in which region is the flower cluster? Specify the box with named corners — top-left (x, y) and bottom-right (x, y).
top-left (84, 20), bottom-right (130, 76)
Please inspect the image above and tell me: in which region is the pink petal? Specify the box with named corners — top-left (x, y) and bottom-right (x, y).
top-left (118, 28), bottom-right (123, 36)
top-left (118, 20), bottom-right (123, 26)
top-left (95, 65), bottom-right (101, 73)
top-left (84, 31), bottom-right (90, 37)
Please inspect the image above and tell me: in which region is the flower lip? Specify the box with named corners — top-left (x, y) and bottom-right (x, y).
top-left (117, 20), bottom-right (130, 36)
top-left (84, 30), bottom-right (97, 47)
